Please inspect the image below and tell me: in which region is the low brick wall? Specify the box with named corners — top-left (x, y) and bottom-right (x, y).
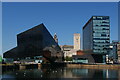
top-left (66, 64), bottom-right (120, 69)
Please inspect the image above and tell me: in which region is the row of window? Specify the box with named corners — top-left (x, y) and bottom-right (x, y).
top-left (93, 17), bottom-right (109, 20)
top-left (93, 25), bottom-right (109, 27)
top-left (93, 36), bottom-right (109, 38)
top-left (93, 33), bottom-right (109, 37)
top-left (93, 42), bottom-right (110, 45)
top-left (93, 36), bottom-right (109, 39)
top-left (93, 50), bottom-right (107, 53)
top-left (93, 40), bottom-right (109, 42)
top-left (93, 27), bottom-right (109, 31)
top-left (93, 44), bottom-right (109, 47)
top-left (101, 25), bottom-right (109, 27)
top-left (93, 46), bottom-right (110, 49)
top-left (93, 30), bottom-right (109, 33)
top-left (93, 26), bottom-right (109, 29)
top-left (93, 42), bottom-right (109, 44)
top-left (93, 20), bottom-right (109, 23)
top-left (93, 24), bottom-right (109, 27)
top-left (93, 21), bottom-right (109, 24)
top-left (93, 38), bottom-right (109, 40)
top-left (93, 28), bottom-right (109, 30)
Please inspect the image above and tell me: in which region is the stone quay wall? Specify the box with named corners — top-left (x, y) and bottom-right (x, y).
top-left (66, 64), bottom-right (120, 69)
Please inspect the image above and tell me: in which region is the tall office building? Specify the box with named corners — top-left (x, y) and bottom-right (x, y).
top-left (74, 33), bottom-right (80, 50)
top-left (83, 16), bottom-right (110, 63)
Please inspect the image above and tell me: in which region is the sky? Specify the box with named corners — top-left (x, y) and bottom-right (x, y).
top-left (118, 1), bottom-right (120, 41)
top-left (1, 0), bottom-right (120, 2)
top-left (2, 2), bottom-right (118, 55)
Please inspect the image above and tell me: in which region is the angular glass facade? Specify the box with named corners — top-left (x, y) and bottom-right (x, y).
top-left (83, 16), bottom-right (110, 63)
top-left (3, 23), bottom-right (63, 62)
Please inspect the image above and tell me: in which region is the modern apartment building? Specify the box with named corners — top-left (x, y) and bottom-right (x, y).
top-left (83, 16), bottom-right (110, 63)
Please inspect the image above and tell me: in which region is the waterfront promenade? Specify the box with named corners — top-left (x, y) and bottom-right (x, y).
top-left (66, 63), bottom-right (120, 69)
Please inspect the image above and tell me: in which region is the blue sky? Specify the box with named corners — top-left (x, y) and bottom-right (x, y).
top-left (2, 2), bottom-right (118, 54)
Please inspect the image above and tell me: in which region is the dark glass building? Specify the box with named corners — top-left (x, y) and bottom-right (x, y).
top-left (3, 23), bottom-right (63, 63)
top-left (83, 16), bottom-right (110, 63)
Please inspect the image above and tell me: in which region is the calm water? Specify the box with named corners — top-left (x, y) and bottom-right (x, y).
top-left (2, 67), bottom-right (120, 79)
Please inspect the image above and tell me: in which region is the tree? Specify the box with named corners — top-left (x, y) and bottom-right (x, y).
top-left (65, 56), bottom-right (72, 61)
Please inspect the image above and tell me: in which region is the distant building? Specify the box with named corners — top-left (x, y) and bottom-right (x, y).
top-left (117, 42), bottom-right (120, 63)
top-left (60, 45), bottom-right (73, 57)
top-left (74, 33), bottom-right (80, 50)
top-left (72, 50), bottom-right (95, 63)
top-left (109, 41), bottom-right (118, 60)
top-left (54, 33), bottom-right (58, 43)
top-left (107, 43), bottom-right (114, 63)
top-left (83, 16), bottom-right (110, 63)
top-left (60, 33), bottom-right (81, 60)
top-left (109, 41), bottom-right (120, 63)
top-left (3, 23), bottom-right (63, 63)
top-left (60, 33), bottom-right (81, 58)
top-left (60, 45), bottom-right (95, 63)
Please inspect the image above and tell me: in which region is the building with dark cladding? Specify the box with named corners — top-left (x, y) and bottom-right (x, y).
top-left (83, 16), bottom-right (110, 63)
top-left (3, 23), bottom-right (63, 63)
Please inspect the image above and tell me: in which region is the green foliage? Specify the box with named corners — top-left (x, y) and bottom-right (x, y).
top-left (65, 56), bottom-right (72, 61)
top-left (0, 56), bottom-right (2, 62)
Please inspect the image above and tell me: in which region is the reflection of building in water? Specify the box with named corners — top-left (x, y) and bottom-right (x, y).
top-left (103, 69), bottom-right (118, 78)
top-left (72, 69), bottom-right (88, 76)
top-left (3, 23), bottom-right (63, 63)
top-left (71, 68), bottom-right (96, 78)
top-left (119, 70), bottom-right (120, 79)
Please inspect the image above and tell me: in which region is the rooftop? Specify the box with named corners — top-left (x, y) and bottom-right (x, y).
top-left (60, 45), bottom-right (74, 48)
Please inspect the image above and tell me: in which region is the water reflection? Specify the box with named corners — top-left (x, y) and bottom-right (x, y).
top-left (2, 67), bottom-right (120, 79)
